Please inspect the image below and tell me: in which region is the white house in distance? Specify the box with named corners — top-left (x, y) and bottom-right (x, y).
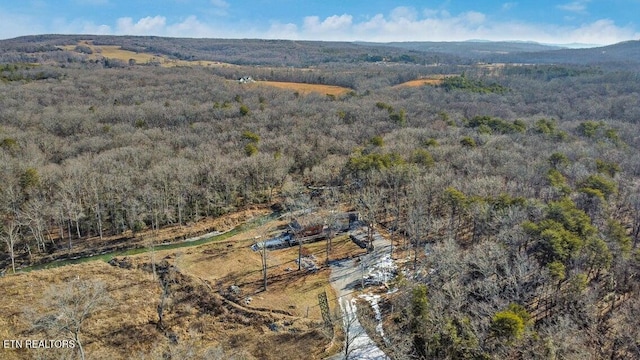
top-left (238, 76), bottom-right (255, 84)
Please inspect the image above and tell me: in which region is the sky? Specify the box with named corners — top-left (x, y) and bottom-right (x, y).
top-left (1, 1), bottom-right (639, 46)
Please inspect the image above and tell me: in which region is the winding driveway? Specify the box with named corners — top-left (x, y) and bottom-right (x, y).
top-left (329, 234), bottom-right (392, 359)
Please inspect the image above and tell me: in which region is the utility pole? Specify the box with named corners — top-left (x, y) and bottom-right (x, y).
top-left (360, 256), bottom-right (365, 289)
top-left (255, 236), bottom-right (267, 291)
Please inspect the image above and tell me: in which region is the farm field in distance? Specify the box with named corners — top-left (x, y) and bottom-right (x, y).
top-left (60, 41), bottom-right (233, 68)
top-left (1, 34), bottom-right (640, 359)
top-left (60, 41), bottom-right (355, 96)
top-left (251, 80), bottom-right (353, 96)
top-left (393, 75), bottom-right (447, 87)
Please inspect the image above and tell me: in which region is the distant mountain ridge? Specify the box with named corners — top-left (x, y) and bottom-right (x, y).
top-left (360, 39), bottom-right (640, 67)
top-left (485, 39), bottom-right (640, 66)
top-left (358, 40), bottom-right (565, 55)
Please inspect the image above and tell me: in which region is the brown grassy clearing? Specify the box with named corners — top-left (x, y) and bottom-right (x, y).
top-left (159, 217), bottom-right (365, 320)
top-left (0, 262), bottom-right (162, 360)
top-left (0, 212), bottom-right (367, 359)
top-left (12, 206), bottom-right (270, 271)
top-left (61, 41), bottom-right (353, 96)
top-left (60, 42), bottom-right (233, 68)
top-left (393, 75), bottom-right (447, 88)
top-left (476, 62), bottom-right (508, 76)
top-left (253, 81), bottom-right (353, 96)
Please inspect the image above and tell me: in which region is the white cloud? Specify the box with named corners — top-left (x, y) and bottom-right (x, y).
top-left (49, 17), bottom-right (108, 35)
top-left (422, 7), bottom-right (454, 19)
top-left (567, 19), bottom-right (639, 44)
top-left (116, 16), bottom-right (167, 35)
top-left (84, 23), bottom-right (112, 35)
top-left (166, 15), bottom-right (223, 38)
top-left (347, 10), bottom-right (490, 42)
top-left (283, 6), bottom-right (638, 45)
top-left (390, 7), bottom-right (417, 22)
top-left (209, 0), bottom-right (230, 16)
top-left (463, 11), bottom-right (486, 25)
top-left (0, 11), bottom-right (45, 39)
top-left (557, 0), bottom-right (590, 14)
top-left (303, 14), bottom-right (353, 33)
top-left (266, 22), bottom-right (300, 39)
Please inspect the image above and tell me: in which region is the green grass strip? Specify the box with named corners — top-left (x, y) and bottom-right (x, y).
top-left (20, 212), bottom-right (276, 272)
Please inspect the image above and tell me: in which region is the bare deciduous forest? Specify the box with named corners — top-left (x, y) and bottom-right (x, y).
top-left (1, 35), bottom-right (640, 359)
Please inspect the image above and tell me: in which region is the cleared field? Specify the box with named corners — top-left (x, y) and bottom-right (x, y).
top-left (176, 218), bottom-right (363, 320)
top-left (394, 75), bottom-right (448, 87)
top-left (0, 213), bottom-right (365, 359)
top-left (60, 44), bottom-right (159, 63)
top-left (19, 206), bottom-right (271, 272)
top-left (0, 262), bottom-right (162, 359)
top-left (61, 41), bottom-right (352, 96)
top-left (255, 81), bottom-right (353, 96)
top-left (60, 42), bottom-right (232, 67)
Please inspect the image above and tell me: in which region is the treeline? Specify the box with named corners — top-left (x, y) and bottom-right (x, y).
top-left (0, 61), bottom-right (638, 258)
top-left (439, 74), bottom-right (509, 94)
top-left (0, 63), bottom-right (63, 82)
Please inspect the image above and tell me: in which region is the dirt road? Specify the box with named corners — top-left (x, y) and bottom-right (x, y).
top-left (329, 234), bottom-right (392, 359)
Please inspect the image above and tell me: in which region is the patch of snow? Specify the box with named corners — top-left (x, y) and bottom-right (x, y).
top-left (251, 234), bottom-right (292, 251)
top-left (364, 254), bottom-right (397, 286)
top-left (340, 297), bottom-right (389, 360)
top-left (295, 254), bottom-right (319, 272)
top-left (359, 293), bottom-right (385, 339)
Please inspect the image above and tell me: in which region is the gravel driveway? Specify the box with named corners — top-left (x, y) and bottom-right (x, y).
top-left (328, 233), bottom-right (392, 359)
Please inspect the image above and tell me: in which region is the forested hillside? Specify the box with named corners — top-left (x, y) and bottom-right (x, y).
top-left (0, 34), bottom-right (459, 67)
top-left (1, 36), bottom-right (640, 359)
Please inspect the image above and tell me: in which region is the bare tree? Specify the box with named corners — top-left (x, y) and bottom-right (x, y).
top-left (381, 165), bottom-right (413, 258)
top-left (629, 192), bottom-right (640, 249)
top-left (282, 182), bottom-right (311, 271)
top-left (20, 198), bottom-right (48, 252)
top-left (87, 175), bottom-right (104, 240)
top-left (291, 214), bottom-right (322, 271)
top-left (357, 184), bottom-right (382, 252)
top-left (157, 263), bottom-right (177, 331)
top-left (1, 217), bottom-right (21, 273)
top-left (406, 201), bottom-right (428, 270)
top-left (319, 188), bottom-right (341, 265)
top-left (257, 236), bottom-right (268, 291)
top-left (59, 176), bottom-right (85, 242)
top-left (33, 279), bottom-right (111, 360)
top-left (339, 297), bottom-right (368, 360)
top-left (325, 211), bottom-right (339, 265)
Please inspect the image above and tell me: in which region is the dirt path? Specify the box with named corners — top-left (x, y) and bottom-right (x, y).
top-left (329, 233), bottom-right (392, 359)
top-left (21, 211), bottom-right (274, 272)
